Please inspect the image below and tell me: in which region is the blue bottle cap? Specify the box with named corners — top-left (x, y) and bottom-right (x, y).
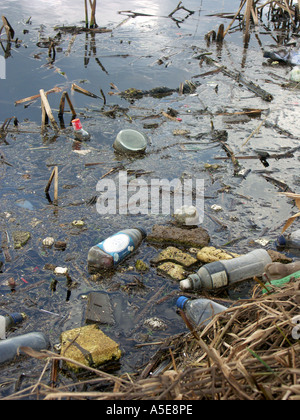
top-left (176, 296), bottom-right (189, 309)
top-left (277, 235), bottom-right (286, 246)
top-left (9, 313), bottom-right (25, 325)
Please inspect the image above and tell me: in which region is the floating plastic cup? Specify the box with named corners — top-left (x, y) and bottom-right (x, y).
top-left (113, 129), bottom-right (147, 154)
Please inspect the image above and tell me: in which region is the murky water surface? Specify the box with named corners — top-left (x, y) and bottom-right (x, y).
top-left (0, 0), bottom-right (300, 397)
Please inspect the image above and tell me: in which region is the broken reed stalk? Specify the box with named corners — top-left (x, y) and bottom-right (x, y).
top-left (1, 16), bottom-right (15, 41)
top-left (244, 0), bottom-right (253, 45)
top-left (58, 91), bottom-right (77, 119)
top-left (45, 166), bottom-right (58, 205)
top-left (90, 0), bottom-right (97, 28)
top-left (84, 0), bottom-right (89, 28)
top-left (40, 89), bottom-right (59, 132)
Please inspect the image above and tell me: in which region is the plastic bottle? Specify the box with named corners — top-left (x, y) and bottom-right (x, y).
top-left (180, 249), bottom-right (272, 291)
top-left (177, 296), bottom-right (227, 327)
top-left (277, 229), bottom-right (300, 250)
top-left (0, 332), bottom-right (50, 365)
top-left (88, 228), bottom-right (147, 272)
top-left (72, 118), bottom-right (90, 141)
top-left (113, 129), bottom-right (147, 154)
top-left (0, 313), bottom-right (26, 340)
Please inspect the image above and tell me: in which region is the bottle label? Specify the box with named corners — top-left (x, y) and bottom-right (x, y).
top-left (96, 233), bottom-right (135, 265)
top-left (205, 261), bottom-right (228, 288)
top-left (211, 271), bottom-right (228, 288)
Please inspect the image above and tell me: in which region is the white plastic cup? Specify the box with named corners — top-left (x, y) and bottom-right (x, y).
top-left (113, 129), bottom-right (147, 154)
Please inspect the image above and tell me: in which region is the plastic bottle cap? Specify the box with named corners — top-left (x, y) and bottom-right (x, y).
top-left (72, 118), bottom-right (83, 131)
top-left (176, 296), bottom-right (189, 309)
top-left (10, 313), bottom-right (26, 324)
top-left (180, 279), bottom-right (192, 291)
top-left (277, 235), bottom-right (286, 246)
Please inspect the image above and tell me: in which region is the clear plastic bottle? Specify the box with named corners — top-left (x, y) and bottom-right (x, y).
top-left (277, 229), bottom-right (300, 250)
top-left (177, 296), bottom-right (227, 327)
top-left (72, 118), bottom-right (90, 141)
top-left (0, 332), bottom-right (50, 365)
top-left (180, 249), bottom-right (272, 291)
top-left (88, 228), bottom-right (147, 273)
top-left (0, 313), bottom-right (26, 340)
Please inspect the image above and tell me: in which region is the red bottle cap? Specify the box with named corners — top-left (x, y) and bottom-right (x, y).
top-left (72, 118), bottom-right (83, 131)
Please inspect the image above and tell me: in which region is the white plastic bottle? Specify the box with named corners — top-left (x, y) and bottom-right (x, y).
top-left (0, 332), bottom-right (50, 365)
top-left (88, 228), bottom-right (146, 273)
top-left (177, 296), bottom-right (227, 327)
top-left (180, 249), bottom-right (272, 291)
top-left (277, 229), bottom-right (300, 249)
top-left (72, 118), bottom-right (90, 141)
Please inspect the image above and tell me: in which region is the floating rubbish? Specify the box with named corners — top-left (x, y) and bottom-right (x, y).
top-left (264, 49), bottom-right (300, 66)
top-left (42, 237), bottom-right (55, 247)
top-left (54, 267), bottom-right (68, 275)
top-left (144, 317), bottom-right (167, 331)
top-left (264, 261), bottom-right (300, 281)
top-left (262, 270), bottom-right (300, 294)
top-left (277, 229), bottom-right (300, 250)
top-left (173, 205), bottom-right (200, 226)
top-left (113, 129), bottom-right (147, 154)
top-left (289, 66), bottom-right (300, 82)
top-left (72, 118), bottom-right (90, 141)
top-left (196, 246), bottom-right (240, 263)
top-left (85, 292), bottom-right (114, 325)
top-left (0, 313), bottom-right (26, 340)
top-left (88, 228), bottom-right (146, 273)
top-left (15, 199), bottom-right (34, 211)
top-left (60, 324), bottom-right (121, 372)
top-left (177, 296), bottom-right (227, 327)
top-left (180, 249), bottom-right (272, 291)
top-left (0, 332), bottom-right (50, 365)
top-left (211, 204), bottom-right (223, 212)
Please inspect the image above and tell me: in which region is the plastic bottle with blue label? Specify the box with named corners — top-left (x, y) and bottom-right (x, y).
top-left (177, 296), bottom-right (227, 327)
top-left (88, 228), bottom-right (146, 273)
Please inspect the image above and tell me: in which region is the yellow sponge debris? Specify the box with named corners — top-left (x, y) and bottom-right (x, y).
top-left (60, 324), bottom-right (121, 372)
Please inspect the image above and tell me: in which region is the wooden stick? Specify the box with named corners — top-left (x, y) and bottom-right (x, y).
top-left (15, 86), bottom-right (62, 106)
top-left (54, 166), bottom-right (58, 205)
top-left (1, 16), bottom-right (14, 41)
top-left (58, 91), bottom-right (76, 119)
top-left (90, 0), bottom-right (97, 28)
top-left (40, 89), bottom-right (59, 131)
top-left (45, 166), bottom-right (59, 205)
top-left (244, 0), bottom-right (252, 45)
top-left (224, 0), bottom-right (247, 37)
top-left (72, 83), bottom-right (99, 98)
top-left (45, 167), bottom-right (56, 194)
top-left (84, 0), bottom-right (89, 28)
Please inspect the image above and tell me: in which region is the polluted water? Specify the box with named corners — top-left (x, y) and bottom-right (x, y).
top-left (0, 0), bottom-right (300, 399)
